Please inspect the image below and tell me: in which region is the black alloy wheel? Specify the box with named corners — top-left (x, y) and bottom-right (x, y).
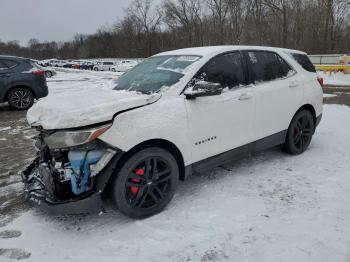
top-left (7, 88), bottom-right (34, 110)
top-left (112, 147), bottom-right (178, 219)
top-left (284, 110), bottom-right (315, 155)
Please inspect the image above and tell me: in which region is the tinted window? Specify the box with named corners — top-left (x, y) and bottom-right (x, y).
top-left (194, 52), bottom-right (245, 89)
top-left (0, 61), bottom-right (8, 70)
top-left (114, 55), bottom-right (201, 93)
top-left (247, 51), bottom-right (294, 82)
top-left (4, 60), bottom-right (19, 69)
top-left (290, 53), bottom-right (316, 73)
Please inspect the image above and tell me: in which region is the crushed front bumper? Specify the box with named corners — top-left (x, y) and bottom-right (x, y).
top-left (21, 157), bottom-right (103, 215)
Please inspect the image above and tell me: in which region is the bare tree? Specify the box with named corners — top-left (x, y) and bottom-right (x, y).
top-left (207, 0), bottom-right (229, 44)
top-left (263, 0), bottom-right (290, 47)
top-left (2, 0), bottom-right (350, 59)
top-left (128, 0), bottom-right (162, 56)
top-left (226, 0), bottom-right (250, 44)
top-left (163, 0), bottom-right (204, 46)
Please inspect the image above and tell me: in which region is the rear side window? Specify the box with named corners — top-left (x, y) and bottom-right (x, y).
top-left (196, 52), bottom-right (246, 89)
top-left (0, 60), bottom-right (8, 70)
top-left (3, 60), bottom-right (19, 69)
top-left (290, 53), bottom-right (316, 73)
top-left (247, 51), bottom-right (294, 82)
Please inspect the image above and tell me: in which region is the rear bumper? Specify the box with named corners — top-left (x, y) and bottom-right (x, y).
top-left (34, 84), bottom-right (48, 99)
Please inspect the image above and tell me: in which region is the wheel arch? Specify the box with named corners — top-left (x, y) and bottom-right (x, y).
top-left (5, 85), bottom-right (35, 101)
top-left (295, 104), bottom-right (316, 126)
top-left (119, 139), bottom-right (186, 182)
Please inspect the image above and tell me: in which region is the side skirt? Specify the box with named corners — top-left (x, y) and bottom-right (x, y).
top-left (186, 130), bottom-right (287, 175)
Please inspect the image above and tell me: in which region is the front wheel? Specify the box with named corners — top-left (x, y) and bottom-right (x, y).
top-left (284, 110), bottom-right (315, 155)
top-left (112, 147), bottom-right (179, 219)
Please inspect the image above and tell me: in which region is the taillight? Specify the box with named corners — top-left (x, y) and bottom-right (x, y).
top-left (32, 69), bottom-right (45, 76)
top-left (317, 77), bottom-right (324, 87)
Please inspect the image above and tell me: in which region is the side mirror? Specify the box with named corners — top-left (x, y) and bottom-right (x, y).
top-left (184, 81), bottom-right (223, 99)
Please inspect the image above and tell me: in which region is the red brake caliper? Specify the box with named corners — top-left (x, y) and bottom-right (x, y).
top-left (131, 168), bottom-right (144, 195)
top-left (293, 128), bottom-right (298, 138)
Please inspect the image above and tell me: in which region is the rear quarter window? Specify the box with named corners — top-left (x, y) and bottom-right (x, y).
top-left (0, 61), bottom-right (8, 70)
top-left (247, 51), bottom-right (294, 82)
top-left (290, 53), bottom-right (316, 73)
top-left (3, 60), bottom-right (19, 69)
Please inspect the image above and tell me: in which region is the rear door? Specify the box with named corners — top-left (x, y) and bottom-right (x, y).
top-left (185, 52), bottom-right (256, 163)
top-left (0, 59), bottom-right (17, 88)
top-left (244, 50), bottom-right (303, 140)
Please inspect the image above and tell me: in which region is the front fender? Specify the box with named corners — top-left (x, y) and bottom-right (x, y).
top-left (99, 96), bottom-right (192, 166)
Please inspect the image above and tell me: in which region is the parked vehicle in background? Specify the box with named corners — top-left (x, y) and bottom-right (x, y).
top-left (23, 46), bottom-right (323, 219)
top-left (62, 60), bottom-right (75, 68)
top-left (51, 60), bottom-right (66, 68)
top-left (111, 60), bottom-right (138, 72)
top-left (71, 63), bottom-right (81, 70)
top-left (44, 68), bottom-right (57, 78)
top-left (93, 61), bottom-right (114, 71)
top-left (0, 55), bottom-right (48, 110)
top-left (80, 62), bottom-right (94, 70)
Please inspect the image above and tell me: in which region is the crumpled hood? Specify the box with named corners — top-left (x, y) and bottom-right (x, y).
top-left (27, 89), bottom-right (161, 130)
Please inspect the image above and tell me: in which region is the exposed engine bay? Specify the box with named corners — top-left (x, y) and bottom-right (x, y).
top-left (21, 129), bottom-right (120, 214)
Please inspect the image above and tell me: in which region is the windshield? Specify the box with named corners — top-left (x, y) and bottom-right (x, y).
top-left (113, 55), bottom-right (201, 94)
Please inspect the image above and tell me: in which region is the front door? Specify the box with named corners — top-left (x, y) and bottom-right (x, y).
top-left (185, 52), bottom-right (256, 164)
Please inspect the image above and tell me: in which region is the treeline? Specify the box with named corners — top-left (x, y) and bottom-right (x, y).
top-left (1, 0), bottom-right (350, 60)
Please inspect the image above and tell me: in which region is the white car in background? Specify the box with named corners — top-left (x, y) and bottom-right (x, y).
top-left (93, 61), bottom-right (114, 71)
top-left (111, 60), bottom-right (139, 72)
top-left (23, 46), bottom-right (323, 219)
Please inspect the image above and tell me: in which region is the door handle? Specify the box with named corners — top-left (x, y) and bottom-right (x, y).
top-left (238, 93), bottom-right (253, 101)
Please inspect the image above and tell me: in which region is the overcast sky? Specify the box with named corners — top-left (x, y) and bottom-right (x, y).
top-left (0, 0), bottom-right (134, 46)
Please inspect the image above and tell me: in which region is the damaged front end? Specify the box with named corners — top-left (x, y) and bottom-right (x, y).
top-left (21, 125), bottom-right (122, 214)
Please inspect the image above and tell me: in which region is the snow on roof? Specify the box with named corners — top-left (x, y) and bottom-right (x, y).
top-left (154, 45), bottom-right (306, 58)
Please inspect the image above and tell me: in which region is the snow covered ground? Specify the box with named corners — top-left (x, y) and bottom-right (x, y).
top-left (47, 69), bottom-right (122, 94)
top-left (1, 71), bottom-right (350, 262)
top-left (318, 71), bottom-right (350, 86)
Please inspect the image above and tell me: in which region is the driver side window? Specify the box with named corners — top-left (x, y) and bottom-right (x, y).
top-left (191, 52), bottom-right (246, 89)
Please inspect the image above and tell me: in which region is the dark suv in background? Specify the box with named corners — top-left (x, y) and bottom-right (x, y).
top-left (0, 55), bottom-right (48, 110)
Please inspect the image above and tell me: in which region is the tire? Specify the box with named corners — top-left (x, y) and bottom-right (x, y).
top-left (45, 71), bottom-right (52, 78)
top-left (7, 87), bottom-right (34, 110)
top-left (94, 67), bottom-right (99, 71)
top-left (112, 147), bottom-right (179, 219)
top-left (111, 68), bottom-right (116, 72)
top-left (284, 110), bottom-right (315, 155)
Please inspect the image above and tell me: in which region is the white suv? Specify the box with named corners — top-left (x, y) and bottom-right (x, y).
top-left (23, 46), bottom-right (323, 218)
top-left (110, 60), bottom-right (139, 72)
top-left (93, 61), bottom-right (114, 71)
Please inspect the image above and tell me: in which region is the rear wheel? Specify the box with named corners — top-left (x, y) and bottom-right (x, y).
top-left (7, 88), bottom-right (34, 110)
top-left (284, 110), bottom-right (315, 155)
top-left (45, 71), bottom-right (52, 78)
top-left (112, 147), bottom-right (179, 219)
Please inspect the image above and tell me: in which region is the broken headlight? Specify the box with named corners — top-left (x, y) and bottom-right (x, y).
top-left (44, 124), bottom-right (111, 149)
